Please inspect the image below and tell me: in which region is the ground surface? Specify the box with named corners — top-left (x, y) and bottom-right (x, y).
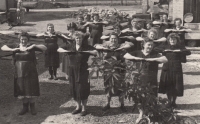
top-left (0, 6), bottom-right (200, 124)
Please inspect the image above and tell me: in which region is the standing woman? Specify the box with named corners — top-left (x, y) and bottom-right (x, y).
top-left (164, 18), bottom-right (191, 47)
top-left (84, 13), bottom-right (109, 46)
top-left (57, 32), bottom-right (97, 116)
top-left (156, 33), bottom-right (191, 108)
top-left (123, 38), bottom-right (167, 122)
top-left (1, 32), bottom-right (47, 115)
top-left (153, 13), bottom-right (171, 38)
top-left (95, 32), bottom-right (133, 112)
top-left (121, 19), bottom-right (145, 50)
top-left (36, 23), bottom-right (60, 80)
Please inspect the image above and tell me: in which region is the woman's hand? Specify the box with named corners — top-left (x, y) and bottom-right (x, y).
top-left (26, 44), bottom-right (36, 51)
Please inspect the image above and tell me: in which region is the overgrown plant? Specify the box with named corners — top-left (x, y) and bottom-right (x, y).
top-left (89, 56), bottom-right (197, 124)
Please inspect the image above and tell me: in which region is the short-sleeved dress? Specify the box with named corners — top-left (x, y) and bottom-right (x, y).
top-left (44, 32), bottom-right (59, 68)
top-left (158, 45), bottom-right (191, 96)
top-left (8, 44), bottom-right (41, 97)
top-left (103, 47), bottom-right (126, 96)
top-left (61, 34), bottom-right (74, 75)
top-left (129, 50), bottom-right (160, 96)
top-left (88, 22), bottom-right (103, 46)
top-left (61, 44), bottom-right (95, 100)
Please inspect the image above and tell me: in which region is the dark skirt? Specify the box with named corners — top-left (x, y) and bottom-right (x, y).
top-left (88, 30), bottom-right (102, 46)
top-left (62, 53), bottom-right (69, 75)
top-left (137, 73), bottom-right (158, 96)
top-left (159, 70), bottom-right (184, 96)
top-left (68, 66), bottom-right (90, 101)
top-left (14, 61), bottom-right (40, 97)
top-left (44, 51), bottom-right (59, 68)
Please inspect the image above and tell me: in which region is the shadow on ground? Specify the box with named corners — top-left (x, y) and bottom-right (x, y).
top-left (184, 84), bottom-right (200, 90)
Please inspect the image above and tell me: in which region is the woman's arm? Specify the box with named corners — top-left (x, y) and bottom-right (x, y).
top-left (36, 33), bottom-right (45, 37)
top-left (152, 21), bottom-right (162, 25)
top-left (24, 44), bottom-right (47, 52)
top-left (123, 53), bottom-right (144, 60)
top-left (145, 56), bottom-right (168, 63)
top-left (1, 45), bottom-right (19, 52)
top-left (136, 37), bottom-right (143, 41)
top-left (57, 48), bottom-right (71, 53)
top-left (181, 49), bottom-right (191, 55)
top-left (153, 37), bottom-right (167, 42)
top-left (101, 35), bottom-right (110, 40)
top-left (81, 50), bottom-right (98, 56)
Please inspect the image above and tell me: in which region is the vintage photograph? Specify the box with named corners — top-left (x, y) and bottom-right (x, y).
top-left (0, 0), bottom-right (199, 123)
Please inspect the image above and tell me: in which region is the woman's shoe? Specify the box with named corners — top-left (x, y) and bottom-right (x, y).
top-left (48, 77), bottom-right (53, 80)
top-left (80, 111), bottom-right (87, 116)
top-left (102, 104), bottom-right (110, 111)
top-left (72, 108), bottom-right (82, 114)
top-left (19, 103), bottom-right (29, 115)
top-left (30, 103), bottom-right (37, 115)
top-left (120, 104), bottom-right (127, 112)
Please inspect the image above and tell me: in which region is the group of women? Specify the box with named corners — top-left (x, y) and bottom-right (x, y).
top-left (0, 12), bottom-right (191, 122)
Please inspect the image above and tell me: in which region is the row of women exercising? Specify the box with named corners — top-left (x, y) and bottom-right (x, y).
top-left (0, 13), bottom-right (191, 122)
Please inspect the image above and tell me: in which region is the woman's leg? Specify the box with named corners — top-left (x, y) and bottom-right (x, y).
top-left (19, 98), bottom-right (29, 115)
top-left (80, 99), bottom-right (88, 116)
top-left (29, 98), bottom-right (37, 115)
top-left (172, 95), bottom-right (177, 108)
top-left (72, 100), bottom-right (81, 114)
top-left (167, 93), bottom-right (172, 107)
top-left (102, 94), bottom-right (111, 111)
top-left (53, 66), bottom-right (58, 80)
top-left (48, 66), bottom-right (53, 79)
top-left (119, 95), bottom-right (127, 112)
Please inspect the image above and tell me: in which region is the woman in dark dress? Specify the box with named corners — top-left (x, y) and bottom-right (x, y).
top-left (123, 38), bottom-right (167, 123)
top-left (1, 32), bottom-right (47, 115)
top-left (84, 13), bottom-right (108, 46)
top-left (57, 32), bottom-right (97, 116)
top-left (95, 32), bottom-right (133, 112)
top-left (153, 13), bottom-right (171, 38)
top-left (156, 33), bottom-right (191, 108)
top-left (36, 23), bottom-right (60, 80)
top-left (164, 18), bottom-right (192, 47)
top-left (121, 18), bottom-right (145, 50)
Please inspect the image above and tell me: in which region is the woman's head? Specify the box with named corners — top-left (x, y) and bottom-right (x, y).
top-left (77, 15), bottom-right (84, 23)
top-left (67, 22), bottom-right (77, 33)
top-left (93, 13), bottom-right (99, 21)
top-left (146, 21), bottom-right (153, 30)
top-left (162, 13), bottom-right (168, 21)
top-left (47, 23), bottom-right (54, 33)
top-left (73, 32), bottom-right (84, 46)
top-left (18, 32), bottom-right (30, 47)
top-left (147, 29), bottom-right (157, 40)
top-left (109, 32), bottom-right (119, 46)
top-left (141, 38), bottom-right (154, 53)
top-left (113, 23), bottom-right (122, 34)
top-left (167, 33), bottom-right (180, 46)
top-left (174, 18), bottom-right (182, 28)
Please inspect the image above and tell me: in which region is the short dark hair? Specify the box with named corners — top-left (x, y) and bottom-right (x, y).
top-left (18, 32), bottom-right (30, 41)
top-left (109, 32), bottom-right (119, 39)
top-left (167, 33), bottom-right (180, 45)
top-left (174, 18), bottom-right (182, 24)
top-left (113, 23), bottom-right (122, 30)
top-left (67, 22), bottom-right (77, 30)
